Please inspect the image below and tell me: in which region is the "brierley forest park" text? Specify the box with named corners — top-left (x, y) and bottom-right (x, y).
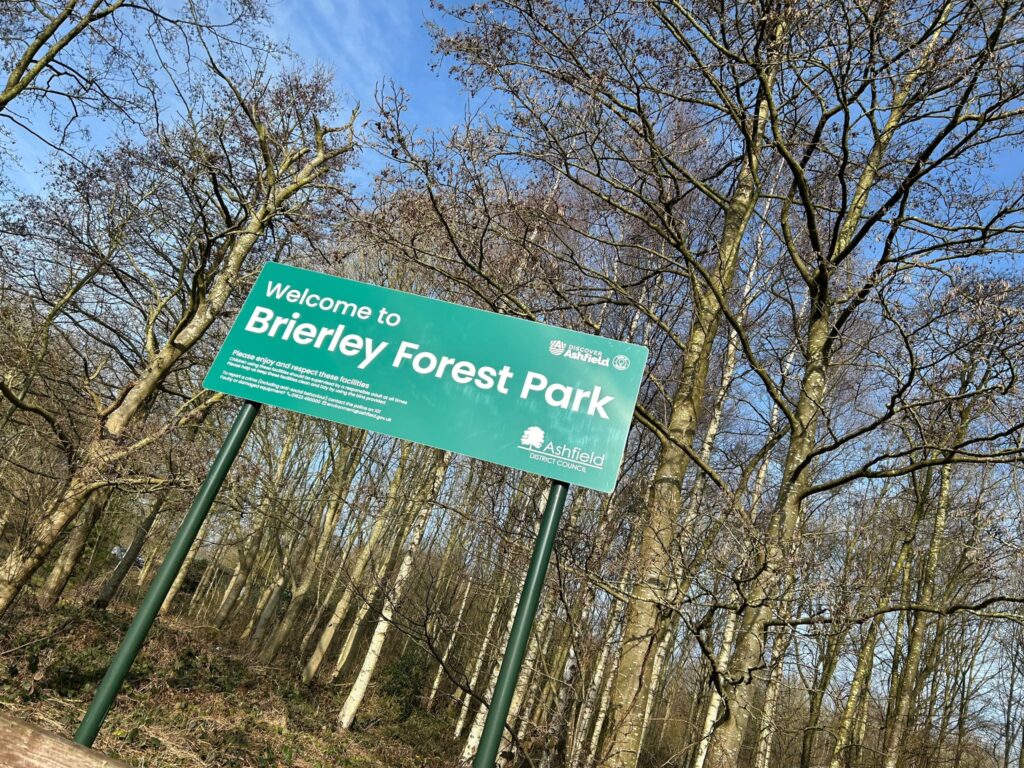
top-left (243, 279), bottom-right (616, 419)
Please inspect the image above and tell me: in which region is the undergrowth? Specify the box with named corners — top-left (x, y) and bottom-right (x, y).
top-left (0, 605), bottom-right (461, 767)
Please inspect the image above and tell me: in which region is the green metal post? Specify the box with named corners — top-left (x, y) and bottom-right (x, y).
top-left (472, 479), bottom-right (570, 768)
top-left (74, 400), bottom-right (261, 747)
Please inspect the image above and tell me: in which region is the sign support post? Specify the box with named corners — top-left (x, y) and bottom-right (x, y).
top-left (74, 400), bottom-right (261, 747)
top-left (472, 478), bottom-right (570, 768)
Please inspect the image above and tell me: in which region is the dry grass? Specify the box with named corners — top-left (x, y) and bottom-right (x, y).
top-left (0, 605), bottom-right (460, 767)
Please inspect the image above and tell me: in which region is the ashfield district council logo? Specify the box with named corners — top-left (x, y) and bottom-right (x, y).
top-left (520, 426), bottom-right (546, 449)
top-left (549, 340), bottom-right (567, 356)
top-left (612, 354), bottom-right (631, 371)
top-left (518, 426), bottom-right (607, 474)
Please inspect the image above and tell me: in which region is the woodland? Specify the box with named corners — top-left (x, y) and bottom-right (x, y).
top-left (2, 1), bottom-right (1024, 767)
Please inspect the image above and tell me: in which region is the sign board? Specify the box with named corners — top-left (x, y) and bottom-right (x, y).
top-left (204, 263), bottom-right (647, 492)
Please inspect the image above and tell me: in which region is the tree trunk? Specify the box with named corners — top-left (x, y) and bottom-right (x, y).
top-left (692, 608), bottom-right (739, 768)
top-left (299, 543), bottom-right (350, 658)
top-left (829, 623), bottom-right (878, 768)
top-left (338, 451), bottom-right (448, 729)
top-left (215, 430), bottom-right (298, 628)
top-left (460, 485), bottom-right (548, 763)
top-left (0, 122), bottom-right (353, 617)
top-left (187, 545), bottom-right (223, 615)
top-left (603, 82), bottom-right (770, 768)
top-left (638, 620), bottom-right (675, 758)
top-left (461, 571), bottom-right (527, 763)
top-left (456, 571), bottom-right (508, 738)
top-left (539, 637), bottom-right (578, 768)
top-left (703, 312), bottom-right (828, 767)
top-left (303, 443), bottom-right (412, 683)
top-left (159, 525), bottom-right (201, 615)
top-left (93, 494), bottom-right (165, 610)
top-left (259, 436), bottom-right (360, 663)
top-left (499, 591), bottom-right (557, 766)
top-left (0, 469), bottom-right (106, 615)
top-left (569, 602), bottom-right (624, 768)
top-left (801, 630), bottom-right (843, 768)
top-left (587, 613), bottom-right (625, 768)
top-left (880, 459), bottom-right (956, 768)
top-left (246, 544), bottom-right (294, 646)
top-left (428, 577), bottom-right (473, 708)
top-left (331, 555), bottom-right (390, 681)
top-left (36, 490), bottom-right (108, 609)
top-left (754, 627), bottom-right (791, 768)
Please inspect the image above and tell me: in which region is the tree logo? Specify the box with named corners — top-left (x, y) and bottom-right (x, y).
top-left (520, 426), bottom-right (546, 449)
top-left (612, 354), bottom-right (631, 371)
top-left (549, 340), bottom-right (567, 356)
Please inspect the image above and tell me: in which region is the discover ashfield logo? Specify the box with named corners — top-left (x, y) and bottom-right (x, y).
top-left (517, 426), bottom-right (607, 474)
top-left (548, 338), bottom-right (632, 371)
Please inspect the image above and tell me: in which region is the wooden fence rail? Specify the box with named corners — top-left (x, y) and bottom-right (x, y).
top-left (0, 712), bottom-right (130, 767)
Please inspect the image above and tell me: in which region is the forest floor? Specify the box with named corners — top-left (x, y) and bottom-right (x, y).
top-left (0, 605), bottom-right (463, 767)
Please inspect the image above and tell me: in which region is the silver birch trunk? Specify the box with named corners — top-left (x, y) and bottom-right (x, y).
top-left (569, 604), bottom-right (622, 768)
top-left (638, 622), bottom-right (675, 757)
top-left (754, 628), bottom-right (791, 768)
top-left (455, 575), bottom-right (507, 738)
top-left (428, 577), bottom-right (473, 707)
top-left (299, 539), bottom-right (352, 658)
top-left (331, 555), bottom-right (390, 681)
top-left (587, 613), bottom-right (625, 768)
top-left (503, 595), bottom-right (558, 765)
top-left (303, 444), bottom-right (412, 683)
top-left (692, 608), bottom-right (739, 768)
top-left (338, 452), bottom-right (448, 729)
top-left (460, 584), bottom-right (524, 764)
top-left (460, 486), bottom-right (547, 763)
top-left (260, 440), bottom-right (359, 663)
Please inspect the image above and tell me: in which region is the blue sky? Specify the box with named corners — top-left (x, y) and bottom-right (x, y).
top-left (270, 0), bottom-right (465, 132)
top-left (2, 2), bottom-right (466, 195)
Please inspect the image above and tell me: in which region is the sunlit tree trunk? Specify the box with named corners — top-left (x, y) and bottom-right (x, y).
top-left (880, 461), bottom-right (957, 768)
top-left (0, 98), bottom-right (354, 616)
top-left (829, 623), bottom-right (878, 768)
top-left (569, 602), bottom-right (624, 768)
top-left (754, 627), bottom-right (791, 768)
top-left (604, 74), bottom-right (773, 768)
top-left (160, 519), bottom-right (203, 614)
top-left (692, 608), bottom-right (739, 768)
top-left (303, 443), bottom-right (412, 683)
top-left (428, 577), bottom-right (472, 707)
top-left (248, 531), bottom-right (306, 645)
top-left (331, 554), bottom-right (390, 682)
top-left (498, 590), bottom-right (556, 765)
top-left (587, 610), bottom-right (625, 768)
top-left (260, 434), bottom-right (362, 663)
top-left (338, 451), bottom-right (449, 729)
top-left (461, 568), bottom-right (530, 761)
top-left (455, 570), bottom-right (508, 738)
top-left (36, 490), bottom-right (108, 609)
top-left (214, 431), bottom-right (298, 628)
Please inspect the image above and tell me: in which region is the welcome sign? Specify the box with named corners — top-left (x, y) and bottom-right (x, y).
top-left (204, 263), bottom-right (647, 492)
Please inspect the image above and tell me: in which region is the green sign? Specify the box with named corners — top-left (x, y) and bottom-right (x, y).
top-left (204, 263), bottom-right (647, 492)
